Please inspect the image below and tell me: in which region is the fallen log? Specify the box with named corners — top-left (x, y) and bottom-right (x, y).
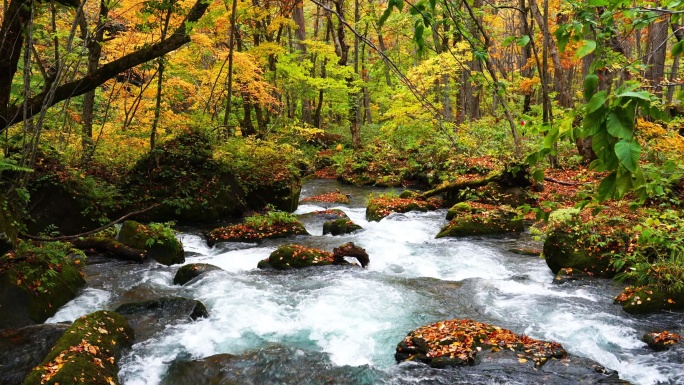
top-left (71, 237), bottom-right (146, 263)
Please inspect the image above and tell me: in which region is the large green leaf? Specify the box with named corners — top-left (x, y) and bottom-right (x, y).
top-left (583, 74), bottom-right (598, 102)
top-left (587, 91), bottom-right (607, 113)
top-left (615, 90), bottom-right (651, 101)
top-left (576, 40), bottom-right (596, 59)
top-left (597, 172), bottom-right (616, 202)
top-left (614, 139), bottom-right (641, 173)
top-left (606, 110), bottom-right (633, 139)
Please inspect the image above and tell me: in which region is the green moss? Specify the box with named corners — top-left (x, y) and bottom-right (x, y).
top-left (264, 244), bottom-right (335, 270)
top-left (118, 221), bottom-right (184, 266)
top-left (322, 218), bottom-right (362, 236)
top-left (22, 310), bottom-right (133, 385)
top-left (543, 230), bottom-right (614, 277)
top-left (445, 202), bottom-right (476, 220)
top-left (436, 207), bottom-right (523, 238)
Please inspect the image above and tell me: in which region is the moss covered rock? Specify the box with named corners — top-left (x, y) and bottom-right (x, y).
top-left (121, 129), bottom-right (247, 223)
top-left (118, 221), bottom-right (184, 266)
top-left (258, 244), bottom-right (337, 270)
top-left (206, 213), bottom-right (309, 246)
top-left (395, 318), bottom-right (566, 368)
top-left (543, 229), bottom-right (616, 277)
top-left (322, 218), bottom-right (362, 236)
top-left (366, 196), bottom-right (442, 222)
top-left (614, 285), bottom-right (684, 314)
top-left (22, 310), bottom-right (133, 385)
top-left (0, 242), bottom-right (85, 329)
top-left (436, 203), bottom-right (523, 238)
top-left (173, 263), bottom-right (221, 285)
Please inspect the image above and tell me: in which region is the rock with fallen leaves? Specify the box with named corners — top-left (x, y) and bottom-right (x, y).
top-left (642, 330), bottom-right (682, 351)
top-left (300, 192), bottom-right (350, 205)
top-left (298, 209), bottom-right (349, 222)
top-left (258, 244), bottom-right (357, 270)
top-left (22, 310), bottom-right (133, 385)
top-left (173, 263), bottom-right (222, 286)
top-left (436, 203), bottom-right (523, 238)
top-left (206, 219), bottom-right (309, 247)
top-left (614, 285), bottom-right (684, 314)
top-left (366, 196), bottom-right (442, 222)
top-left (395, 319), bottom-right (566, 368)
top-left (322, 218), bottom-right (363, 236)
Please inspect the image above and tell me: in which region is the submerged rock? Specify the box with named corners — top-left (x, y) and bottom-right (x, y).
top-left (642, 331), bottom-right (681, 351)
top-left (322, 218), bottom-right (362, 236)
top-left (161, 345), bottom-right (382, 385)
top-left (114, 297), bottom-right (208, 341)
top-left (0, 324), bottom-right (68, 385)
top-left (118, 221), bottom-right (184, 266)
top-left (395, 318), bottom-right (625, 383)
top-left (366, 196), bottom-right (442, 222)
top-left (436, 203), bottom-right (523, 238)
top-left (173, 263), bottom-right (221, 285)
top-left (22, 310), bottom-right (133, 385)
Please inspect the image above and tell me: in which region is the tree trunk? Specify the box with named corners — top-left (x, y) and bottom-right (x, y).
top-left (529, 0), bottom-right (571, 108)
top-left (293, 0), bottom-right (312, 124)
top-left (79, 0), bottom-right (109, 157)
top-left (150, 8), bottom-right (173, 151)
top-left (645, 11), bottom-right (669, 98)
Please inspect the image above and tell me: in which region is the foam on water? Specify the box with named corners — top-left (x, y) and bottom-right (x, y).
top-left (46, 288), bottom-right (111, 323)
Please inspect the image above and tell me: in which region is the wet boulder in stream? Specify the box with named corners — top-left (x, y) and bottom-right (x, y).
top-left (322, 218), bottom-right (362, 235)
top-left (173, 263), bottom-right (221, 285)
top-left (114, 297), bottom-right (208, 341)
top-left (0, 324), bottom-right (68, 385)
top-left (642, 330), bottom-right (681, 351)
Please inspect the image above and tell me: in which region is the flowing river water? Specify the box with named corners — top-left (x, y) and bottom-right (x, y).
top-left (47, 180), bottom-right (683, 384)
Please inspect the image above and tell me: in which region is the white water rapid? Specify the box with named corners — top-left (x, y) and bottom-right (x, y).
top-left (48, 180), bottom-right (684, 385)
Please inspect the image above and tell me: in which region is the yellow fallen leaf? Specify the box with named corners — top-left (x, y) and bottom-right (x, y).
top-left (518, 358), bottom-right (528, 363)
